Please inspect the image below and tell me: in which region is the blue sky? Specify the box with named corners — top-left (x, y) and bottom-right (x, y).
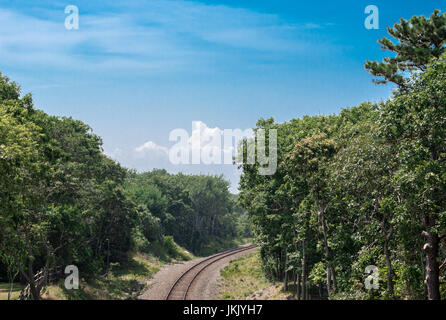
top-left (0, 0), bottom-right (444, 192)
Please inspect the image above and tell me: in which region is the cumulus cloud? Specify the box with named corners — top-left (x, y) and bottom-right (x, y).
top-left (168, 121), bottom-right (253, 165)
top-left (106, 121), bottom-right (252, 193)
top-left (135, 141), bottom-right (168, 154)
top-left (133, 121), bottom-right (248, 165)
top-left (189, 121), bottom-right (223, 164)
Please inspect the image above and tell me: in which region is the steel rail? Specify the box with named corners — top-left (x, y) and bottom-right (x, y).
top-left (165, 245), bottom-right (257, 300)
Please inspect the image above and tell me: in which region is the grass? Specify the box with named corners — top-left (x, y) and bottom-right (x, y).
top-left (197, 237), bottom-right (253, 257)
top-left (0, 237), bottom-right (193, 300)
top-left (147, 236), bottom-right (194, 262)
top-left (2, 256), bottom-right (160, 300)
top-left (0, 282), bottom-right (25, 300)
top-left (41, 241), bottom-right (194, 300)
top-left (1, 253), bottom-right (163, 300)
top-left (41, 252), bottom-right (161, 300)
top-left (216, 252), bottom-right (295, 300)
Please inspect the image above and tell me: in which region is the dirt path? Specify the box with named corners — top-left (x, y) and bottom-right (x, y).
top-left (138, 246), bottom-right (259, 300)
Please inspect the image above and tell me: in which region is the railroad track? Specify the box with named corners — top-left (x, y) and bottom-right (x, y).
top-left (165, 245), bottom-right (258, 300)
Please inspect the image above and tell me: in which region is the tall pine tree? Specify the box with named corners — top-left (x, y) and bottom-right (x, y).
top-left (365, 9), bottom-right (446, 91)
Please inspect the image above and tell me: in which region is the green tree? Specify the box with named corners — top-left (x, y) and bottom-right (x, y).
top-left (378, 54), bottom-right (446, 299)
top-left (0, 73), bottom-right (138, 298)
top-left (365, 9), bottom-right (446, 91)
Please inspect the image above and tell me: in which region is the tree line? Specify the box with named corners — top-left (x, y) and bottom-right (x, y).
top-left (0, 76), bottom-right (247, 299)
top-left (125, 169), bottom-right (250, 256)
top-left (238, 10), bottom-right (446, 300)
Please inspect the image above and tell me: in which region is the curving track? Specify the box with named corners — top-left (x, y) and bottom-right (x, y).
top-left (165, 245), bottom-right (257, 300)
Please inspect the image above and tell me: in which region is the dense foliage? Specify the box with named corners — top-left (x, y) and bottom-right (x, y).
top-left (0, 75), bottom-right (139, 299)
top-left (125, 170), bottom-right (249, 256)
top-left (1, 8), bottom-right (444, 301)
top-left (0, 75), bottom-right (247, 299)
top-left (239, 11), bottom-right (446, 300)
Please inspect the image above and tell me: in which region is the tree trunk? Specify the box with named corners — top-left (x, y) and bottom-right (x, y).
top-left (420, 248), bottom-right (428, 299)
top-left (296, 273), bottom-right (300, 300)
top-left (319, 208), bottom-right (332, 297)
top-left (30, 282), bottom-right (40, 300)
top-left (292, 229), bottom-right (300, 300)
top-left (301, 240), bottom-right (307, 300)
top-left (19, 254), bottom-right (41, 300)
top-left (384, 236), bottom-right (394, 297)
top-left (8, 270), bottom-right (19, 300)
top-left (283, 247), bottom-right (288, 291)
top-left (8, 281), bottom-right (12, 300)
top-left (422, 227), bottom-right (440, 300)
top-left (326, 265), bottom-right (331, 297)
top-left (330, 266), bottom-right (337, 293)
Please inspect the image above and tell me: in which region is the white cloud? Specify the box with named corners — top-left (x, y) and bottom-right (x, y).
top-left (134, 121), bottom-right (237, 164)
top-left (189, 121), bottom-right (223, 159)
top-left (134, 140), bottom-right (168, 155)
top-left (107, 121), bottom-right (252, 193)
